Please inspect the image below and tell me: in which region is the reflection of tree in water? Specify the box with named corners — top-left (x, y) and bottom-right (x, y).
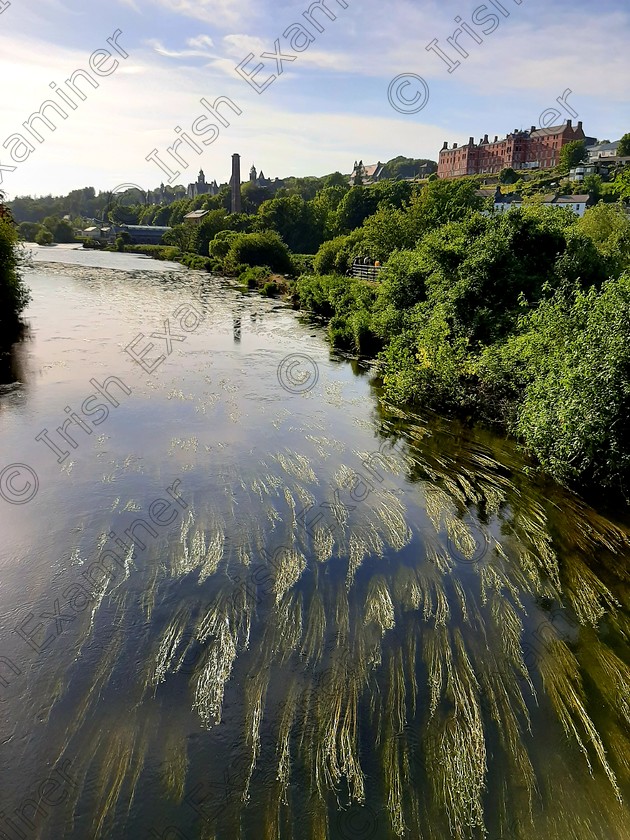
top-left (37, 403), bottom-right (630, 840)
top-left (0, 323), bottom-right (29, 390)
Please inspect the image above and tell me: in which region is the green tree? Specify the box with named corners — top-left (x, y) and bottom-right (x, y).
top-left (224, 230), bottom-right (292, 274)
top-left (582, 174), bottom-right (602, 201)
top-left (559, 140), bottom-right (587, 171)
top-left (191, 210), bottom-right (229, 255)
top-left (35, 228), bottom-right (54, 245)
top-left (577, 202), bottom-right (630, 272)
top-left (405, 178), bottom-right (485, 240)
top-left (18, 221), bottom-right (41, 242)
top-left (499, 167), bottom-right (518, 184)
top-left (209, 230), bottom-right (238, 261)
top-left (257, 195), bottom-right (320, 253)
top-left (324, 172), bottom-right (349, 189)
top-left (514, 275), bottom-right (630, 492)
top-left (0, 207), bottom-right (30, 336)
top-left (53, 219), bottom-right (76, 243)
top-left (617, 133), bottom-right (630, 157)
top-left (334, 186), bottom-right (379, 234)
top-left (611, 167), bottom-right (630, 201)
top-left (162, 223), bottom-right (195, 253)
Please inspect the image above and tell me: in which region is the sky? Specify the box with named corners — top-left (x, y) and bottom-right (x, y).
top-left (0, 0), bottom-right (628, 199)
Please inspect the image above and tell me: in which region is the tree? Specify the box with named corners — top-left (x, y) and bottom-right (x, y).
top-left (224, 230), bottom-right (292, 274)
top-left (0, 204), bottom-right (30, 336)
top-left (162, 224), bottom-right (195, 253)
top-left (617, 133), bottom-right (630, 157)
top-left (35, 228), bottom-right (54, 245)
top-left (324, 172), bottom-right (349, 189)
top-left (577, 202), bottom-right (630, 272)
top-left (191, 210), bottom-right (230, 255)
top-left (405, 179), bottom-right (485, 240)
top-left (334, 186), bottom-right (379, 234)
top-left (18, 221), bottom-right (41, 242)
top-left (499, 167), bottom-right (518, 184)
top-left (582, 174), bottom-right (602, 201)
top-left (559, 140), bottom-right (587, 171)
top-left (52, 219), bottom-right (76, 243)
top-left (611, 167), bottom-right (630, 201)
top-left (257, 195), bottom-right (320, 253)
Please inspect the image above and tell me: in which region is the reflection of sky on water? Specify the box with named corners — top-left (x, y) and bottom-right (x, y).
top-left (0, 250), bottom-right (628, 840)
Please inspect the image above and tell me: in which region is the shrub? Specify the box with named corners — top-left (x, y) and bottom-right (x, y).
top-left (0, 215), bottom-right (30, 335)
top-left (224, 230), bottom-right (292, 274)
top-left (238, 265), bottom-right (272, 288)
top-left (35, 228), bottom-right (54, 245)
top-left (262, 281), bottom-right (279, 297)
top-left (513, 275), bottom-right (630, 492)
top-left (313, 232), bottom-right (363, 275)
top-left (291, 254), bottom-right (315, 275)
top-left (209, 229), bottom-right (238, 261)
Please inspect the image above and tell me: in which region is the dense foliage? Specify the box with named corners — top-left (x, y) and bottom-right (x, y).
top-left (293, 192), bottom-right (630, 495)
top-left (0, 206), bottom-right (30, 339)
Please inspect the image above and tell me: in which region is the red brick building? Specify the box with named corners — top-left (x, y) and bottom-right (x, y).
top-left (438, 120), bottom-right (590, 179)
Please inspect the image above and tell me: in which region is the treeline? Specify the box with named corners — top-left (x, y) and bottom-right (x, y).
top-left (0, 199), bottom-right (31, 343)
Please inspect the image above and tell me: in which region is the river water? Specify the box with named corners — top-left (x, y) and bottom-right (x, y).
top-left (0, 245), bottom-right (628, 840)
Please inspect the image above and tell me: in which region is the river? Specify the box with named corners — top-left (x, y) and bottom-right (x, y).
top-left (0, 245), bottom-right (628, 840)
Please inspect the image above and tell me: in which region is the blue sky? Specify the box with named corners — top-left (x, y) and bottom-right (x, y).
top-left (0, 0), bottom-right (628, 198)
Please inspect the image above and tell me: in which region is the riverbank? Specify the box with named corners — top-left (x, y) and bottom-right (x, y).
top-left (81, 196), bottom-right (630, 499)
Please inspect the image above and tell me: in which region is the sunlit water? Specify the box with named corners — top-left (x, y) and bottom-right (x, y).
top-left (0, 245), bottom-right (628, 840)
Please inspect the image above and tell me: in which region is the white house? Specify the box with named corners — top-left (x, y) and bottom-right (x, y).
top-left (586, 141), bottom-right (620, 161)
top-left (479, 188), bottom-right (595, 218)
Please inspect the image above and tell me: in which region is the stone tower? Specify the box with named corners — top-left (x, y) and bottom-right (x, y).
top-left (231, 153), bottom-right (242, 214)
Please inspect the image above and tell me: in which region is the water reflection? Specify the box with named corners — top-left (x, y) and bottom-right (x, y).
top-left (0, 251), bottom-right (628, 840)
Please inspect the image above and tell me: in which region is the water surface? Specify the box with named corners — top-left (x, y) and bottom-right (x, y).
top-left (0, 246), bottom-right (628, 840)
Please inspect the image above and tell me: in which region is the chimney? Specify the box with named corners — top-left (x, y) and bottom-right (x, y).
top-left (566, 119), bottom-right (572, 127)
top-left (494, 136), bottom-right (498, 143)
top-left (577, 120), bottom-right (583, 130)
top-left (231, 153), bottom-right (242, 214)
top-left (441, 141), bottom-right (448, 150)
top-left (483, 134), bottom-right (489, 143)
top-left (453, 142), bottom-right (458, 149)
top-left (530, 125), bottom-right (536, 133)
top-left (469, 136), bottom-right (474, 145)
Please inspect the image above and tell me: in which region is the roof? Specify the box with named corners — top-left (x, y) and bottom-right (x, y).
top-left (586, 141), bottom-right (619, 153)
top-left (184, 210), bottom-right (209, 220)
top-left (554, 195), bottom-right (590, 203)
top-left (530, 122), bottom-right (574, 138)
top-left (122, 225), bottom-right (172, 231)
top-left (352, 162), bottom-right (383, 178)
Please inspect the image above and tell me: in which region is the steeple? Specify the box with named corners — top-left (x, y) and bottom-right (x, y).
top-left (250, 164), bottom-right (257, 182)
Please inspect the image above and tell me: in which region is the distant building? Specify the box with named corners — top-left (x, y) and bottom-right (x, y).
top-left (83, 225), bottom-right (112, 242)
top-left (439, 120), bottom-right (593, 179)
top-left (349, 160), bottom-right (385, 185)
top-left (586, 141), bottom-right (620, 161)
top-left (117, 225), bottom-right (171, 245)
top-left (569, 161), bottom-right (613, 182)
top-left (481, 187), bottom-right (595, 218)
top-left (186, 170), bottom-right (219, 200)
top-left (249, 164), bottom-right (285, 192)
top-left (184, 210), bottom-right (210, 225)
